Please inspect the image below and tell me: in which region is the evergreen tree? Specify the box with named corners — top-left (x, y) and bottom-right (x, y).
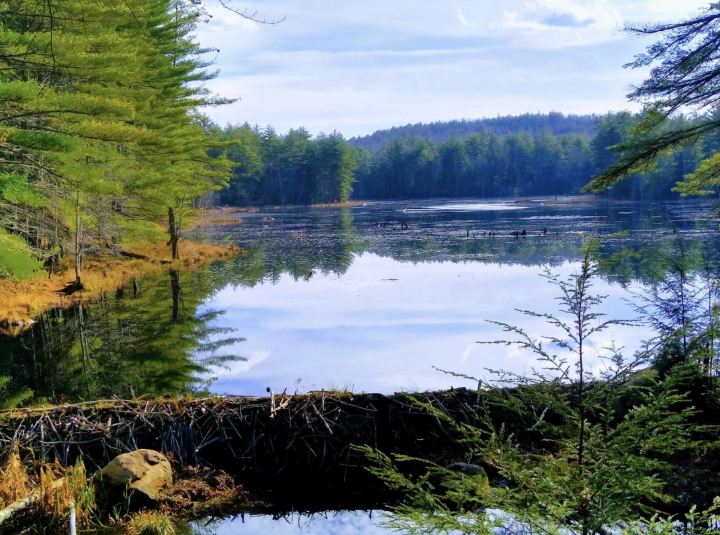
top-left (0, 0), bottom-right (232, 281)
top-left (586, 4), bottom-right (720, 197)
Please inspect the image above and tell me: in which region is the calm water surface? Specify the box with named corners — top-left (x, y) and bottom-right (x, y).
top-left (3, 198), bottom-right (719, 402)
top-left (200, 198), bottom-right (718, 395)
top-left (185, 511), bottom-right (393, 535)
top-left (5, 198), bottom-right (720, 534)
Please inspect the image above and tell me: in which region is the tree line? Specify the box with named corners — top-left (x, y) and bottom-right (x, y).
top-left (352, 112), bottom-right (720, 201)
top-left (217, 111), bottom-right (720, 207)
top-left (353, 130), bottom-right (593, 199)
top-left (214, 125), bottom-right (357, 206)
top-left (0, 0), bottom-right (231, 283)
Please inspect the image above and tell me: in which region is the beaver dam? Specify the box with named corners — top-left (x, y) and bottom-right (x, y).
top-left (0, 389), bottom-right (502, 510)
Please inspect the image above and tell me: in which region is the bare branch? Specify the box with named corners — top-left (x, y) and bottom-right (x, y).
top-left (216, 1), bottom-right (286, 25)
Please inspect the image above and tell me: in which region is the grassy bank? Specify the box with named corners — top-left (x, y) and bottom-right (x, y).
top-left (0, 211), bottom-right (240, 331)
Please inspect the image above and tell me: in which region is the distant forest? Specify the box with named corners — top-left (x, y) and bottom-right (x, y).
top-left (216, 112), bottom-right (720, 206)
top-left (349, 113), bottom-right (599, 151)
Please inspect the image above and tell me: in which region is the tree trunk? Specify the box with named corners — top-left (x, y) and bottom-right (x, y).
top-left (168, 207), bottom-right (180, 260)
top-left (74, 189), bottom-right (83, 289)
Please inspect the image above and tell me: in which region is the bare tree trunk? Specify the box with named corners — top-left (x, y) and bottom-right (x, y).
top-left (74, 188), bottom-right (83, 289)
top-left (168, 207), bottom-right (180, 260)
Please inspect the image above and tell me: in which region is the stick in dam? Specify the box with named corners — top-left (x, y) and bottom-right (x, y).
top-left (0, 389), bottom-right (490, 493)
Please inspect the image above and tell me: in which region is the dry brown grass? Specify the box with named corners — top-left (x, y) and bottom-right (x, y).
top-left (0, 240), bottom-right (238, 331)
top-left (158, 466), bottom-right (242, 515)
top-left (0, 443), bottom-right (29, 507)
top-left (36, 462), bottom-right (61, 517)
top-left (124, 511), bottom-right (176, 535)
top-left (193, 207), bottom-right (244, 228)
top-left (35, 457), bottom-right (95, 527)
top-left (0, 451), bottom-right (96, 530)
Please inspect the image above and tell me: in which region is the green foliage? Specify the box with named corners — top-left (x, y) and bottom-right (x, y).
top-left (125, 511), bottom-right (176, 535)
top-left (0, 265), bottom-right (246, 404)
top-left (0, 375), bottom-right (33, 409)
top-left (351, 112), bottom-right (597, 151)
top-left (621, 498), bottom-right (720, 534)
top-left (0, 227), bottom-right (42, 279)
top-left (362, 242), bottom-right (707, 533)
top-left (0, 0), bottom-right (233, 281)
top-left (677, 151), bottom-right (720, 196)
top-left (0, 173), bottom-right (44, 207)
top-left (585, 4), bottom-right (720, 196)
top-left (353, 131), bottom-right (593, 199)
top-left (7, 131), bottom-right (76, 152)
top-left (348, 111), bottom-right (710, 201)
top-left (218, 125), bottom-right (357, 206)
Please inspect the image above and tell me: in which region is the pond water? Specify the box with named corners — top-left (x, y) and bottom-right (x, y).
top-left (184, 511), bottom-right (393, 535)
top-left (2, 198), bottom-right (719, 403)
top-left (4, 198), bottom-right (720, 534)
top-left (200, 198), bottom-right (718, 396)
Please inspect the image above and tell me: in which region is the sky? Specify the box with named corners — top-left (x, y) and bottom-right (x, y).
top-left (196, 0), bottom-right (712, 138)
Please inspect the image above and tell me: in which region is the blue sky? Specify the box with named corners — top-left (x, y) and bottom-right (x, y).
top-left (196, 0), bottom-right (711, 137)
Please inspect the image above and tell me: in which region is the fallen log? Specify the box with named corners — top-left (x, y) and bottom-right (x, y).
top-left (0, 478), bottom-right (65, 534)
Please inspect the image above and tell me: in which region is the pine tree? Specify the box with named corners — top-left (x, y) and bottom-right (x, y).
top-left (585, 4), bottom-right (720, 196)
top-left (0, 0), bottom-right (233, 280)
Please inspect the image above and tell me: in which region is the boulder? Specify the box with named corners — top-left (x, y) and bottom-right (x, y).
top-left (96, 449), bottom-right (172, 500)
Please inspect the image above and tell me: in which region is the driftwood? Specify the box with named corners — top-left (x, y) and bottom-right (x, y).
top-left (0, 390), bottom-right (486, 507)
top-left (0, 478), bottom-right (65, 534)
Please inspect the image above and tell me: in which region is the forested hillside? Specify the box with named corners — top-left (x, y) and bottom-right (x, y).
top-left (353, 131), bottom-right (592, 199)
top-left (352, 112), bottom-right (718, 200)
top-left (0, 0), bottom-right (231, 283)
top-left (218, 112), bottom-right (719, 205)
top-left (349, 113), bottom-right (598, 151)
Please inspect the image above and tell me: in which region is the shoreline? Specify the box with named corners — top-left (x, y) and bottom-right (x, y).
top-left (0, 209), bottom-right (240, 332)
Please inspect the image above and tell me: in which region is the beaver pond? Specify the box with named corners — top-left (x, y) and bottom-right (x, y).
top-left (3, 198), bottom-right (720, 533)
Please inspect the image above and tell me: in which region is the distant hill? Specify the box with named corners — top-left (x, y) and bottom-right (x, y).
top-left (349, 112), bottom-right (598, 151)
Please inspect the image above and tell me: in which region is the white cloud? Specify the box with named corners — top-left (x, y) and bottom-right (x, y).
top-left (501, 0), bottom-right (625, 46)
top-left (195, 0), bottom-right (715, 136)
top-left (215, 349), bottom-right (271, 377)
top-left (456, 7), bottom-right (470, 27)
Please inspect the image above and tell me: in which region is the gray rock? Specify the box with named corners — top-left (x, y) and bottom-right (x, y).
top-left (96, 449), bottom-right (172, 500)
